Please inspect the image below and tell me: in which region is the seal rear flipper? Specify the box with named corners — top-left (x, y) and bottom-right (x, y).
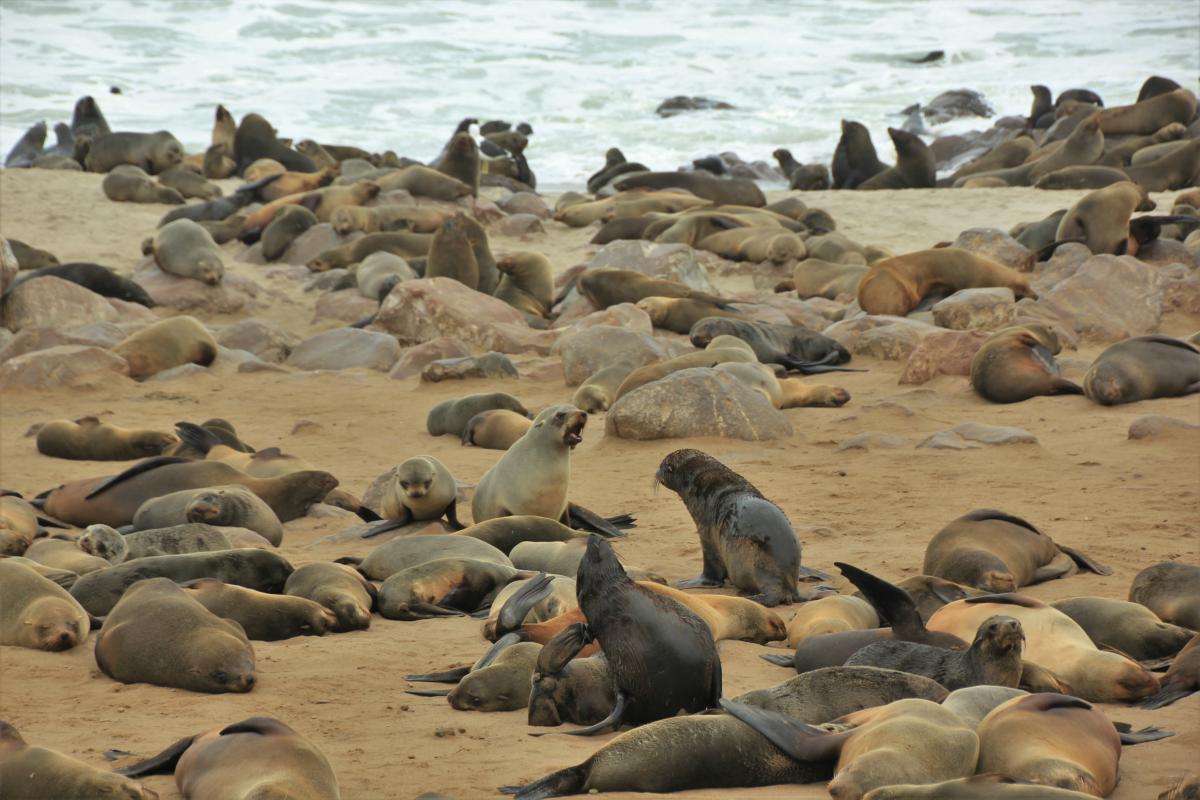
top-left (759, 652), bottom-right (796, 668)
top-left (354, 505), bottom-right (381, 522)
top-left (834, 561), bottom-right (926, 638)
top-left (234, 172), bottom-right (284, 196)
top-left (360, 518), bottom-right (406, 539)
top-left (219, 717), bottom-right (293, 737)
top-left (719, 698), bottom-right (848, 764)
top-left (173, 421), bottom-right (220, 454)
top-left (1112, 721), bottom-right (1174, 744)
top-left (1019, 660), bottom-right (1073, 694)
top-left (35, 513), bottom-right (72, 529)
top-left (83, 456), bottom-right (193, 500)
top-left (676, 576), bottom-right (724, 589)
top-left (499, 765), bottom-right (589, 800)
top-left (1138, 686), bottom-right (1196, 709)
top-left (1057, 543), bottom-right (1112, 576)
top-left (496, 573), bottom-right (556, 636)
top-left (115, 733), bottom-right (198, 777)
top-left (1049, 378), bottom-right (1085, 395)
top-left (31, 487), bottom-right (54, 509)
top-left (797, 565), bottom-right (832, 582)
top-left (564, 503), bottom-right (627, 537)
top-left (398, 602), bottom-right (466, 620)
top-left (540, 690), bottom-right (628, 737)
top-left (966, 593), bottom-right (1046, 608)
top-left (405, 666), bottom-right (472, 684)
top-left (791, 363), bottom-right (866, 375)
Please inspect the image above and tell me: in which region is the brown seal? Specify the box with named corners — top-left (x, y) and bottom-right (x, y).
top-left (1083, 336), bottom-right (1200, 405)
top-left (688, 316), bottom-right (853, 374)
top-left (95, 577), bottom-right (256, 692)
top-left (462, 409), bottom-right (533, 450)
top-left (150, 220), bottom-right (225, 284)
top-left (432, 131), bottom-right (480, 195)
top-left (241, 158), bottom-right (284, 180)
top-left (1140, 632), bottom-right (1200, 708)
top-left (306, 229), bottom-right (429, 272)
top-left (240, 181), bottom-right (381, 236)
top-left (181, 578), bottom-right (336, 640)
top-left (112, 316), bottom-right (217, 379)
top-left (158, 166), bottom-right (222, 200)
top-left (1129, 561), bottom-right (1200, 630)
top-left (36, 416), bottom-right (176, 460)
top-left (427, 392), bottom-right (530, 437)
top-left (357, 534), bottom-right (510, 582)
top-left (5, 238), bottom-right (60, 270)
top-left (928, 595), bottom-right (1158, 703)
top-left (261, 204), bottom-right (317, 261)
top-left (365, 455), bottom-right (462, 534)
top-left (1033, 165), bottom-right (1130, 190)
top-left (377, 557), bottom-right (530, 620)
top-left (698, 228), bottom-right (806, 264)
top-left (577, 266), bottom-right (731, 309)
top-left (246, 166), bottom-right (336, 203)
top-left (0, 560), bottom-right (90, 651)
top-left (1126, 139), bottom-right (1200, 192)
top-left (408, 638), bottom-right (544, 711)
top-left (373, 164), bottom-right (472, 201)
top-left (613, 346), bottom-right (755, 400)
top-left (232, 112), bottom-right (316, 174)
top-left (453, 516), bottom-right (585, 555)
top-left (133, 485), bottom-right (283, 545)
top-left (283, 561), bottom-right (375, 631)
top-left (116, 716), bottom-right (339, 798)
top-left (0, 721), bottom-right (155, 799)
top-left (496, 252), bottom-right (554, 319)
top-left (84, 130), bottom-right (184, 174)
top-left (1051, 596), bottom-right (1194, 661)
top-left (1095, 87), bottom-right (1198, 135)
top-left (948, 136), bottom-right (1038, 182)
top-left (833, 119), bottom-right (888, 188)
top-left (425, 212), bottom-right (481, 289)
top-left (331, 203), bottom-right (451, 235)
top-left (923, 509), bottom-right (1110, 593)
top-left (636, 295), bottom-right (746, 334)
top-left (857, 248), bottom-right (1036, 316)
top-left (858, 127), bottom-right (936, 189)
top-left (84, 522), bottom-right (236, 561)
top-left (0, 494), bottom-right (39, 556)
top-left (969, 324), bottom-right (1083, 403)
top-left (613, 170), bottom-right (765, 206)
top-left (23, 538), bottom-right (111, 574)
top-left (1054, 181), bottom-right (1155, 255)
top-left (791, 258), bottom-right (868, 299)
top-left (572, 364), bottom-right (636, 414)
top-left (786, 595), bottom-right (879, 646)
top-left (102, 165), bottom-right (185, 204)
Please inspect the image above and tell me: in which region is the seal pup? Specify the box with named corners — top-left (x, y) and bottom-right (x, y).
top-left (636, 295), bottom-right (745, 334)
top-left (527, 633), bottom-right (616, 728)
top-left (77, 523), bottom-right (129, 563)
top-left (284, 561), bottom-right (375, 631)
top-left (655, 448), bottom-right (810, 605)
top-left (571, 364), bottom-right (635, 414)
top-left (362, 456), bottom-right (463, 537)
top-left (377, 557), bottom-right (531, 620)
top-left (96, 577), bottom-right (256, 692)
top-left (407, 637), bottom-right (543, 711)
top-left (181, 578), bottom-right (336, 640)
top-left (0, 721), bottom-right (156, 799)
top-left (116, 716), bottom-right (340, 799)
top-left (462, 409), bottom-right (533, 450)
top-left (922, 509), bottom-right (1111, 592)
top-left (151, 219), bottom-right (225, 284)
top-left (84, 522), bottom-right (235, 561)
top-left (36, 417), bottom-right (176, 460)
top-left (1051, 597), bottom-right (1195, 661)
top-left (530, 535), bottom-right (721, 736)
top-left (1129, 562), bottom-right (1200, 630)
top-left (1140, 632), bottom-right (1200, 708)
top-left (970, 325), bottom-right (1082, 403)
top-left (846, 615), bottom-right (1025, 690)
top-left (132, 485), bottom-right (284, 545)
top-left (427, 392), bottom-right (529, 436)
top-left (472, 405), bottom-right (586, 524)
top-left (688, 316), bottom-right (853, 373)
top-left (577, 266), bottom-right (730, 309)
top-left (1083, 336), bottom-right (1200, 406)
top-left (0, 560), bottom-right (90, 651)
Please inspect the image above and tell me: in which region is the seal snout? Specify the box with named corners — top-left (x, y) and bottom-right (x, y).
top-left (562, 410), bottom-right (587, 448)
top-left (983, 615), bottom-right (1025, 651)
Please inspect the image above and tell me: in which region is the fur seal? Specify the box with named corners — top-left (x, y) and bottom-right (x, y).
top-left (950, 136), bottom-right (1038, 181)
top-left (363, 456), bottom-right (462, 535)
top-left (496, 252), bottom-right (554, 319)
top-left (456, 516), bottom-right (588, 555)
top-left (483, 575), bottom-right (580, 636)
top-left (371, 164), bottom-right (472, 201)
top-left (613, 170), bottom-right (765, 206)
top-left (84, 130), bottom-right (184, 174)
top-left (612, 347), bottom-right (756, 399)
top-left (151, 219), bottom-right (225, 284)
top-left (858, 128), bottom-right (936, 189)
top-left (102, 165), bottom-right (185, 204)
top-left (260, 204), bottom-right (317, 261)
top-left (0, 721), bottom-right (155, 799)
top-left (462, 409), bottom-right (533, 450)
top-left (698, 228), bottom-right (807, 264)
top-left (117, 716), bottom-right (340, 799)
top-left (427, 392), bottom-right (530, 437)
top-left (133, 485), bottom-right (283, 545)
top-left (377, 557), bottom-right (531, 620)
top-left (5, 238), bottom-right (60, 270)
top-left (409, 639), bottom-right (544, 711)
top-left (241, 166), bottom-right (335, 203)
top-left (1125, 138), bottom-right (1200, 192)
top-left (36, 417), bottom-right (176, 460)
top-left (1095, 88), bottom-right (1198, 135)
top-left (0, 494), bottom-right (39, 556)
top-left (284, 561), bottom-right (375, 631)
top-left (70, 95), bottom-right (110, 138)
top-left (181, 578), bottom-right (335, 640)
top-left (863, 776), bottom-right (1101, 798)
top-left (425, 212), bottom-right (481, 289)
top-left (655, 448), bottom-right (808, 605)
top-left (306, 229), bottom-right (428, 272)
top-left (833, 119), bottom-right (888, 189)
top-left (431, 131), bottom-right (480, 193)
top-left (585, 147), bottom-right (649, 193)
top-left (3, 121), bottom-right (46, 167)
top-left (1034, 164), bottom-right (1131, 190)
top-left (571, 364), bottom-right (635, 414)
top-left (96, 577), bottom-right (256, 692)
top-left (112, 316), bottom-right (217, 379)
top-left (928, 595), bottom-right (1158, 703)
top-left (232, 113), bottom-right (316, 174)
top-left (970, 325), bottom-right (1082, 403)
top-left (689, 316), bottom-right (853, 373)
top-left (472, 405), bottom-right (586, 524)
top-left (923, 509), bottom-right (1110, 593)
top-left (357, 534), bottom-right (511, 581)
top-left (576, 266), bottom-right (727, 309)
top-left (3, 261), bottom-right (154, 306)
top-left (23, 538), bottom-right (111, 574)
top-left (941, 685), bottom-right (1029, 730)
top-left (158, 166), bottom-right (222, 200)
top-left (82, 522), bottom-right (235, 562)
top-left (846, 615), bottom-right (1025, 690)
top-left (786, 595), bottom-right (880, 645)
top-left (0, 561), bottom-right (90, 651)
top-left (1052, 181), bottom-right (1155, 256)
top-left (1052, 596), bottom-right (1195, 661)
top-left (77, 524), bottom-right (128, 563)
top-left (527, 634), bottom-right (615, 727)
top-left (857, 248), bottom-right (1035, 316)
top-left (1129, 562), bottom-right (1200, 630)
top-left (1141, 632), bottom-right (1200, 708)
top-left (636, 295), bottom-right (745, 333)
top-left (1083, 336), bottom-right (1200, 405)
top-left (789, 258), bottom-right (868, 300)
top-left (241, 181), bottom-right (381, 238)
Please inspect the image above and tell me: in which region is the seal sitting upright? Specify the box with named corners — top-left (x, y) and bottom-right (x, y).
top-left (655, 448), bottom-right (812, 606)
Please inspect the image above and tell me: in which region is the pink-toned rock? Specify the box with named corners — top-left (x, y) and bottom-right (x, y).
top-left (287, 328), bottom-right (401, 372)
top-left (495, 214), bottom-right (544, 237)
top-left (0, 345), bottom-right (131, 390)
top-left (823, 316), bottom-right (939, 360)
top-left (564, 303), bottom-right (653, 335)
top-left (389, 337), bottom-right (471, 379)
top-left (369, 277), bottom-right (557, 355)
top-left (1161, 264), bottom-right (1200, 314)
top-left (588, 241), bottom-right (717, 293)
top-left (554, 325), bottom-right (672, 385)
top-left (0, 323), bottom-right (126, 364)
top-left (1135, 238), bottom-right (1194, 268)
top-left (312, 289), bottom-right (377, 324)
top-left (1031, 254), bottom-right (1164, 342)
top-left (1128, 415), bottom-right (1200, 440)
top-left (899, 329), bottom-right (990, 385)
top-left (1, 276), bottom-right (117, 332)
top-left (737, 293), bottom-right (831, 330)
top-left (501, 192), bottom-right (551, 219)
top-left (284, 223), bottom-right (352, 267)
top-left (106, 297), bottom-right (158, 322)
top-left (953, 228), bottom-right (1034, 272)
top-left (217, 318), bottom-right (299, 363)
top-left (466, 197), bottom-right (505, 224)
top-left (133, 262), bottom-right (266, 314)
top-left (1032, 243), bottom-right (1090, 291)
top-left (931, 288), bottom-right (1016, 330)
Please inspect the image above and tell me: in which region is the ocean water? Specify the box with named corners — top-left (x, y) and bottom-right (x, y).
top-left (1, 0), bottom-right (1197, 189)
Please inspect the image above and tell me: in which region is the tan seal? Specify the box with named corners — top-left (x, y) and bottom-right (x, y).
top-left (36, 416), bottom-right (177, 460)
top-left (0, 721), bottom-right (156, 799)
top-left (495, 252), bottom-right (554, 319)
top-left (367, 455), bottom-right (462, 533)
top-left (636, 295), bottom-right (746, 334)
top-left (462, 409), bottom-right (533, 450)
top-left (260, 204), bottom-right (317, 261)
top-left (431, 131), bottom-right (480, 195)
top-left (0, 494), bottom-right (39, 556)
top-left (857, 248), bottom-right (1035, 316)
top-left (786, 594), bottom-right (879, 646)
top-left (571, 364), bottom-right (636, 413)
top-left (181, 578), bottom-right (336, 640)
top-left (970, 325), bottom-right (1083, 403)
top-left (790, 258), bottom-right (868, 299)
top-left (1095, 87), bottom-right (1198, 135)
top-left (151, 219), bottom-right (225, 284)
top-left (1129, 561), bottom-right (1200, 630)
top-left (283, 561), bottom-right (375, 631)
top-left (1054, 181), bottom-right (1155, 255)
top-left (427, 392), bottom-right (530, 437)
top-left (0, 560), bottom-right (90, 651)
top-left (102, 165), bottom-right (185, 204)
top-left (23, 538), bottom-right (111, 575)
top-left (377, 557), bottom-right (531, 620)
top-left (1051, 596), bottom-right (1193, 661)
top-left (112, 316), bottom-right (217, 379)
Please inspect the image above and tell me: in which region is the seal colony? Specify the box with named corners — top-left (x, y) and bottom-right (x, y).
top-left (1, 71), bottom-right (1197, 800)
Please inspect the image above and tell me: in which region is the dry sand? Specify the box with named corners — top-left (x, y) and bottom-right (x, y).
top-left (0, 168), bottom-right (1197, 799)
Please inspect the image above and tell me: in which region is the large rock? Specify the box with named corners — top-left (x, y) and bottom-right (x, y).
top-left (312, 289), bottom-right (377, 324)
top-left (587, 241), bottom-right (717, 294)
top-left (823, 316), bottom-right (940, 360)
top-left (0, 345), bottom-right (130, 390)
top-left (369, 278), bottom-right (557, 355)
top-left (216, 318), bottom-right (298, 363)
top-left (607, 368), bottom-right (792, 441)
top-left (0, 323), bottom-right (128, 364)
top-left (899, 329), bottom-right (990, 385)
top-left (554, 325), bottom-right (673, 386)
top-left (1033, 243), bottom-right (1090, 291)
top-left (931, 288), bottom-right (1016, 330)
top-left (1161, 264), bottom-right (1200, 314)
top-left (563, 303), bottom-right (654, 335)
top-left (739, 293), bottom-right (831, 330)
top-left (0, 276), bottom-right (117, 333)
top-left (0, 239), bottom-right (17, 295)
top-left (495, 214), bottom-right (544, 237)
top-left (1136, 238), bottom-right (1194, 268)
top-left (286, 328), bottom-right (401, 372)
top-left (501, 192), bottom-right (551, 219)
top-left (1032, 255), bottom-right (1164, 342)
top-left (1128, 415), bottom-right (1200, 440)
top-left (952, 229), bottom-right (1034, 272)
top-left (389, 337), bottom-right (471, 380)
top-left (133, 263), bottom-right (265, 314)
top-left (421, 352), bottom-right (518, 382)
top-left (922, 89), bottom-right (994, 124)
top-left (282, 223), bottom-right (349, 266)
top-left (917, 422), bottom-right (1037, 449)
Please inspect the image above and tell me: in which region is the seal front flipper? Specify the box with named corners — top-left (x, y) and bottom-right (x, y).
top-left (539, 690), bottom-right (629, 737)
top-left (115, 733), bottom-right (198, 776)
top-left (406, 688), bottom-right (452, 697)
top-left (1112, 721), bottom-right (1174, 744)
top-left (173, 421), bottom-right (220, 454)
top-left (759, 652), bottom-right (796, 668)
top-left (360, 518), bottom-right (406, 539)
top-left (563, 503), bottom-right (630, 537)
top-left (496, 573), bottom-right (556, 636)
top-left (1056, 543), bottom-right (1112, 576)
top-left (499, 765), bottom-right (589, 799)
top-left (82, 456), bottom-right (192, 500)
top-left (718, 698), bottom-right (848, 764)
top-left (537, 623), bottom-right (590, 675)
top-left (443, 500), bottom-right (466, 531)
top-left (406, 666), bottom-right (473, 684)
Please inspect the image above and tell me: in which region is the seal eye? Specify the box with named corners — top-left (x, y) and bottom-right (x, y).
top-left (212, 670), bottom-right (229, 683)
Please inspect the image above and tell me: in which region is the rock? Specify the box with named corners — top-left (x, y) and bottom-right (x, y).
top-left (0, 345), bottom-right (131, 390)
top-left (467, 196), bottom-right (505, 225)
top-left (1135, 238), bottom-right (1194, 268)
top-left (106, 298), bottom-right (158, 322)
top-left (148, 363), bottom-right (212, 382)
top-left (501, 192), bottom-right (551, 219)
top-left (899, 329), bottom-right (990, 384)
top-left (0, 239), bottom-right (16, 295)
top-left (312, 289), bottom-right (377, 324)
top-left (0, 276), bottom-right (117, 333)
top-left (916, 431), bottom-right (982, 450)
top-left (588, 241), bottom-right (717, 294)
top-left (388, 337), bottom-right (472, 380)
top-left (369, 278), bottom-right (558, 355)
top-left (607, 368), bottom-right (791, 441)
top-left (237, 359), bottom-right (290, 375)
top-left (1162, 265), bottom-right (1200, 313)
top-left (837, 432), bottom-right (907, 451)
top-left (731, 304), bottom-right (792, 327)
top-left (133, 263), bottom-right (265, 314)
top-left (0, 322), bottom-right (127, 364)
top-left (918, 422), bottom-right (1038, 449)
top-left (421, 352), bottom-right (519, 382)
top-left (305, 269), bottom-right (350, 293)
top-left (208, 346), bottom-right (275, 375)
top-left (656, 96), bottom-right (735, 117)
top-left (1032, 243), bottom-right (1090, 291)
top-left (1032, 255), bottom-right (1164, 342)
top-left (922, 89), bottom-right (994, 124)
top-left (931, 288), bottom-right (1016, 330)
top-left (562, 303), bottom-right (654, 335)
top-left (738, 293), bottom-right (831, 331)
top-left (823, 316), bottom-right (940, 360)
top-left (283, 224), bottom-right (349, 266)
top-left (554, 325), bottom-right (673, 386)
top-left (952, 229), bottom-right (1034, 272)
top-left (1128, 415), bottom-right (1200, 440)
top-left (216, 318), bottom-right (298, 363)
top-left (495, 214), bottom-right (544, 237)
top-left (286, 328), bottom-right (401, 372)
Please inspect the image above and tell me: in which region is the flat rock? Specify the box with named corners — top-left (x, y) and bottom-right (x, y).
top-left (918, 422), bottom-right (1037, 449)
top-left (931, 288), bottom-right (1016, 331)
top-left (563, 302), bottom-right (654, 335)
top-left (837, 432), bottom-right (908, 451)
top-left (916, 431), bottom-right (983, 450)
top-left (313, 289), bottom-right (377, 324)
top-left (1031, 255), bottom-right (1164, 343)
top-left (587, 240), bottom-right (717, 294)
top-left (495, 214), bottom-right (544, 237)
top-left (1033, 243), bottom-right (1091, 291)
top-left (0, 322), bottom-right (127, 364)
top-left (554, 325), bottom-right (673, 386)
top-left (133, 263), bottom-right (266, 314)
top-left (421, 352), bottom-right (519, 382)
top-left (823, 316), bottom-right (940, 360)
top-left (286, 328), bottom-right (401, 372)
top-left (1128, 415), bottom-right (1200, 440)
top-left (501, 192), bottom-right (551, 219)
top-left (899, 329), bottom-right (990, 384)
top-left (1, 276), bottom-right (117, 333)
top-left (389, 337), bottom-right (471, 380)
top-left (739, 293), bottom-right (830, 330)
top-left (148, 363), bottom-right (212, 382)
top-left (0, 345), bottom-right (131, 390)
top-left (606, 367), bottom-right (793, 441)
top-left (952, 229), bottom-right (1033, 272)
top-left (216, 318), bottom-right (298, 363)
top-left (282, 223), bottom-right (350, 266)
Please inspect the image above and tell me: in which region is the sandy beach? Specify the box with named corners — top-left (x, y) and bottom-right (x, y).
top-left (1, 167), bottom-right (1197, 799)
